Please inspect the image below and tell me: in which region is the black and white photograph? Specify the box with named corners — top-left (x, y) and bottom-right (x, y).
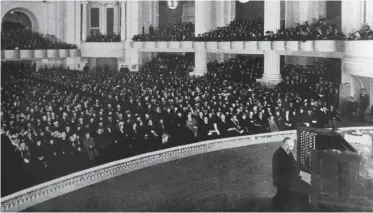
top-left (1, 0), bottom-right (373, 211)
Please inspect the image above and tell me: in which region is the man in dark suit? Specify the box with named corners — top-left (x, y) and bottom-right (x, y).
top-left (359, 89), bottom-right (370, 122)
top-left (272, 137), bottom-right (310, 211)
top-left (83, 63), bottom-right (89, 73)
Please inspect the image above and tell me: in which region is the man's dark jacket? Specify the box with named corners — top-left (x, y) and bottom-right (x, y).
top-left (272, 147), bottom-right (300, 190)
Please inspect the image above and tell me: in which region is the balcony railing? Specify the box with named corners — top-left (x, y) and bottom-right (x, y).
top-left (1, 126), bottom-right (372, 212)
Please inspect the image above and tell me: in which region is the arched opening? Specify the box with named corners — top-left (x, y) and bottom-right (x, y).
top-left (1, 8), bottom-right (39, 32)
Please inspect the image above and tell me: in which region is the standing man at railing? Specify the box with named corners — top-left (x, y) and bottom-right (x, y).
top-left (272, 137), bottom-right (310, 211)
top-left (359, 88), bottom-right (370, 122)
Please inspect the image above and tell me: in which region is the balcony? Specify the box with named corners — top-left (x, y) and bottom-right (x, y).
top-left (1, 49), bottom-right (80, 60)
top-left (81, 42), bottom-right (127, 58)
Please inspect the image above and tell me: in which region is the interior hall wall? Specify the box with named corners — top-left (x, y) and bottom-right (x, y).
top-left (159, 1), bottom-right (185, 26)
top-left (96, 58), bottom-right (118, 71)
top-left (235, 1), bottom-right (264, 21)
top-left (326, 1), bottom-right (341, 31)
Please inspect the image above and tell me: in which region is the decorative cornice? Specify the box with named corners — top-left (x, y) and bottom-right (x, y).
top-left (1, 127), bottom-right (373, 212)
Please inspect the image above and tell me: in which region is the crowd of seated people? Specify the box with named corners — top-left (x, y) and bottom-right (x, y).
top-left (347, 24), bottom-right (373, 40)
top-left (1, 55), bottom-right (340, 195)
top-left (132, 17), bottom-right (347, 41)
top-left (86, 33), bottom-right (121, 42)
top-left (1, 22), bottom-right (77, 50)
top-left (132, 23), bottom-right (195, 41)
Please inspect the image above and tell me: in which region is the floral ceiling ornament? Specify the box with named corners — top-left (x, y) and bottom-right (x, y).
top-left (168, 0), bottom-right (179, 9)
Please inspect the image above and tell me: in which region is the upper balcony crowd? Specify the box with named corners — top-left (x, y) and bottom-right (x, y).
top-left (129, 18), bottom-right (373, 42)
top-left (1, 22), bottom-right (77, 50)
top-left (1, 54), bottom-right (349, 196)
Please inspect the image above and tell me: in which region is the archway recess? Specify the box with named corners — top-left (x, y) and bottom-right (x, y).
top-left (2, 7), bottom-right (39, 32)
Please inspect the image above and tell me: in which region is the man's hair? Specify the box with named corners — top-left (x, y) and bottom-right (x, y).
top-left (283, 137), bottom-right (293, 144)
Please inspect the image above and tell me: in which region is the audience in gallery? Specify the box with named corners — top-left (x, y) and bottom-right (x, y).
top-left (347, 24), bottom-right (373, 40)
top-left (132, 17), bottom-right (350, 41)
top-left (1, 22), bottom-right (77, 50)
top-left (132, 22), bottom-right (195, 41)
top-left (86, 33), bottom-right (121, 42)
top-left (1, 56), bottom-right (341, 195)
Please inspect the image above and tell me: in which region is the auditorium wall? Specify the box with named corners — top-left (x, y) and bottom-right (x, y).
top-left (235, 1), bottom-right (264, 21)
top-left (159, 1), bottom-right (184, 25)
top-left (1, 1), bottom-right (66, 40)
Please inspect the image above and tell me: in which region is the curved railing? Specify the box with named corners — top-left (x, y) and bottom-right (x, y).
top-left (2, 126), bottom-right (373, 212)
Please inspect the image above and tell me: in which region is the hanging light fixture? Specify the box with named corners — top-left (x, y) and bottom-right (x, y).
top-left (238, 0), bottom-right (250, 3)
top-left (168, 0), bottom-right (179, 9)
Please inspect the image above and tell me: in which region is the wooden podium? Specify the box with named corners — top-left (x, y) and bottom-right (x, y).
top-left (297, 128), bottom-right (373, 211)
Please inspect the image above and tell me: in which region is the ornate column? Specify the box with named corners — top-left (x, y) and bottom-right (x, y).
top-left (195, 1), bottom-right (212, 36)
top-left (120, 1), bottom-right (126, 41)
top-left (257, 51), bottom-right (282, 86)
top-left (113, 5), bottom-right (120, 35)
top-left (367, 0), bottom-right (373, 28)
top-left (264, 0), bottom-right (281, 33)
top-left (342, 0), bottom-right (365, 36)
top-left (100, 5), bottom-right (107, 35)
top-left (75, 1), bottom-right (82, 42)
top-left (82, 1), bottom-right (87, 41)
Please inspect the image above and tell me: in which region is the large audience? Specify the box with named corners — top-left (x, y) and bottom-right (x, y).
top-left (86, 34), bottom-right (121, 42)
top-left (131, 18), bottom-right (373, 41)
top-left (1, 22), bottom-right (77, 50)
top-left (1, 54), bottom-right (342, 195)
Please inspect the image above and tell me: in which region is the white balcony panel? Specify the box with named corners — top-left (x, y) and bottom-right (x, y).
top-left (58, 49), bottom-right (69, 58)
top-left (34, 50), bottom-right (47, 58)
top-left (124, 41), bottom-right (133, 49)
top-left (272, 41), bottom-right (285, 51)
top-left (206, 42), bottom-right (218, 50)
top-left (47, 49), bottom-right (58, 58)
top-left (258, 41), bottom-right (271, 50)
top-left (314, 40), bottom-right (343, 52)
top-left (181, 41), bottom-right (193, 49)
top-left (69, 49), bottom-right (79, 57)
top-left (169, 42), bottom-right (180, 49)
top-left (157, 42), bottom-right (168, 48)
top-left (4, 50), bottom-right (20, 59)
top-left (285, 41), bottom-right (299, 51)
top-left (19, 50), bottom-right (34, 59)
top-left (219, 42), bottom-right (232, 50)
top-left (144, 42), bottom-right (156, 48)
top-left (244, 41), bottom-right (258, 51)
top-left (81, 42), bottom-right (125, 58)
top-left (231, 42), bottom-right (243, 50)
top-left (133, 42), bottom-right (144, 48)
top-left (194, 42), bottom-right (206, 51)
top-left (299, 41), bottom-right (314, 51)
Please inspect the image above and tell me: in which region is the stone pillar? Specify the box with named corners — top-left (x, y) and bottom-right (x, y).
top-left (342, 0), bottom-right (364, 36)
top-left (264, 0), bottom-right (281, 33)
top-left (367, 0), bottom-right (373, 28)
top-left (151, 1), bottom-right (159, 28)
top-left (121, 1), bottom-right (126, 41)
top-left (191, 51), bottom-right (207, 76)
top-left (82, 2), bottom-right (88, 41)
top-left (114, 5), bottom-right (120, 35)
top-left (195, 1), bottom-right (212, 36)
top-left (126, 1), bottom-right (139, 40)
top-left (258, 51), bottom-right (282, 86)
top-left (75, 1), bottom-right (81, 43)
top-left (100, 5), bottom-right (107, 35)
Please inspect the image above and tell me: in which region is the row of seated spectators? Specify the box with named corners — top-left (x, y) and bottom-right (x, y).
top-left (346, 25), bottom-right (373, 40)
top-left (132, 23), bottom-right (195, 41)
top-left (132, 18), bottom-right (373, 41)
top-left (1, 56), bottom-right (340, 196)
top-left (86, 33), bottom-right (121, 42)
top-left (1, 22), bottom-right (77, 50)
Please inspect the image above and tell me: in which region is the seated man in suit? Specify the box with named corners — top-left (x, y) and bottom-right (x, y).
top-left (272, 137), bottom-right (311, 211)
